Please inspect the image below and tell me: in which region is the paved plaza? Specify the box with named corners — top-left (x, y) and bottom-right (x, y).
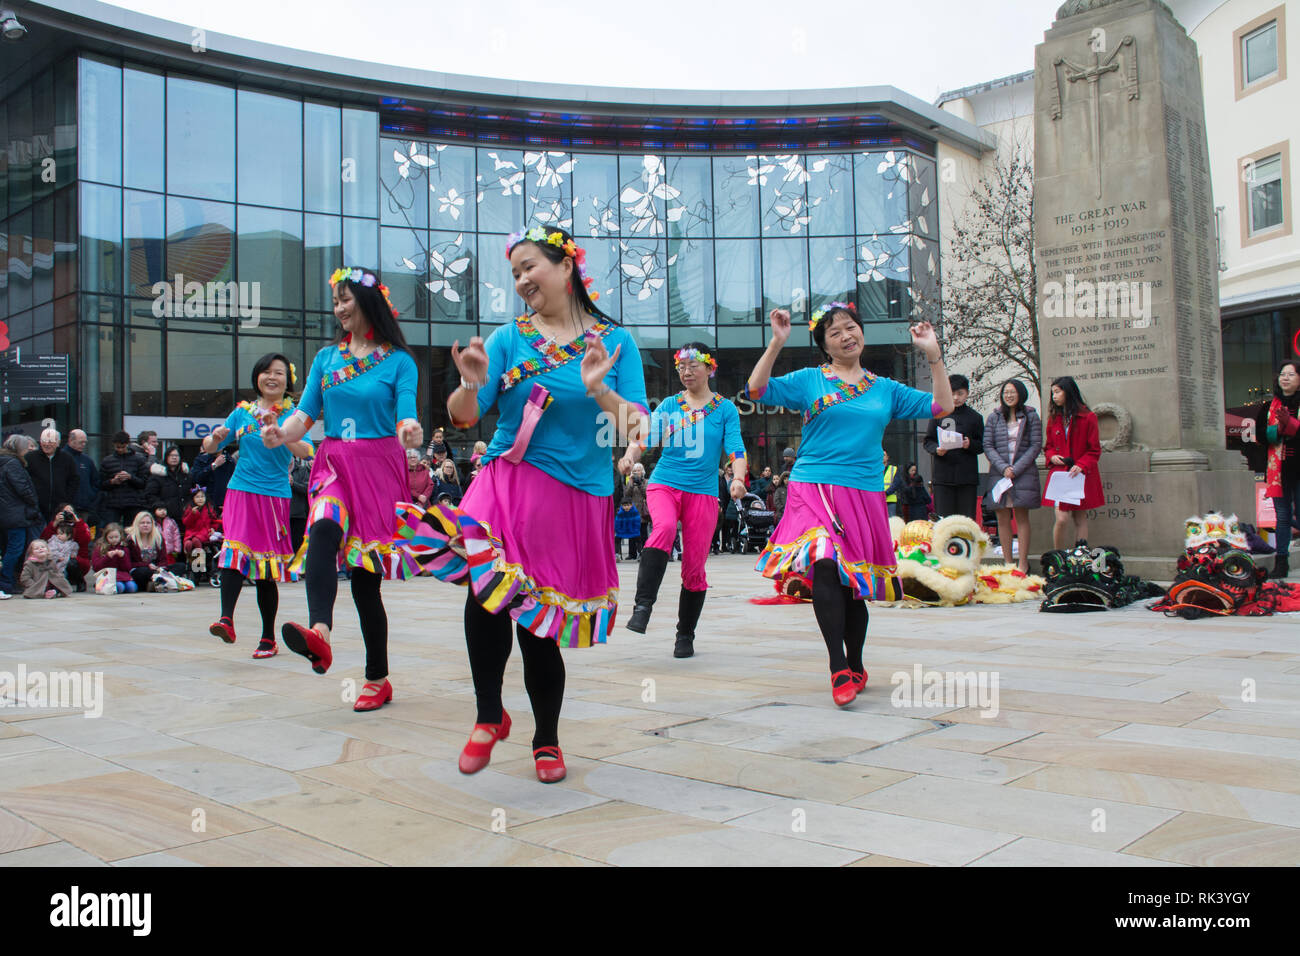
top-left (1, 556), bottom-right (1298, 867)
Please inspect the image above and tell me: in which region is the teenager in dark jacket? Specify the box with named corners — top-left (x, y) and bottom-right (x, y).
top-left (99, 431), bottom-right (150, 526)
top-left (145, 446), bottom-right (190, 522)
top-left (27, 428), bottom-right (80, 526)
top-left (922, 374), bottom-right (984, 520)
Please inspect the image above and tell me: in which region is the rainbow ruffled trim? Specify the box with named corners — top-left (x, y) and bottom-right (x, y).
top-left (289, 494), bottom-right (418, 580)
top-left (755, 526), bottom-right (902, 601)
top-left (216, 539), bottom-right (298, 582)
top-left (394, 501), bottom-right (616, 648)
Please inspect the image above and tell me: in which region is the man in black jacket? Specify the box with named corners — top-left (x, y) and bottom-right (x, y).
top-left (922, 374), bottom-right (984, 521)
top-left (27, 427), bottom-right (80, 526)
top-left (66, 429), bottom-right (101, 524)
top-left (99, 430), bottom-right (149, 527)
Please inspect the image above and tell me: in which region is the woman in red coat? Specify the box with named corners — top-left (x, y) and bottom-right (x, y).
top-left (1042, 376), bottom-right (1103, 548)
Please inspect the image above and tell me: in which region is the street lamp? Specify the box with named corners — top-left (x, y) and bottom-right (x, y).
top-left (1, 9), bottom-right (27, 40)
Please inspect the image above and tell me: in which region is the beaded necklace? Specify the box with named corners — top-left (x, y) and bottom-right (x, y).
top-left (500, 314), bottom-right (613, 392)
top-left (803, 365), bottom-right (877, 425)
top-left (322, 343), bottom-right (393, 392)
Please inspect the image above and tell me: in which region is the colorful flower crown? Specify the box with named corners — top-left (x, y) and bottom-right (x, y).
top-left (505, 227), bottom-right (600, 302)
top-left (329, 267), bottom-right (400, 318)
top-left (674, 347), bottom-right (717, 374)
top-left (809, 301), bottom-right (855, 332)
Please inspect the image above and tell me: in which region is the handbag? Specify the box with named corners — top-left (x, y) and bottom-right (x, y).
top-left (93, 568), bottom-right (118, 595)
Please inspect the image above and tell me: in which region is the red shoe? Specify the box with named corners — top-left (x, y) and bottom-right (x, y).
top-left (458, 710), bottom-right (512, 774)
top-left (852, 669), bottom-right (868, 691)
top-left (354, 679), bottom-right (393, 712)
top-left (533, 745), bottom-right (567, 783)
top-left (831, 669), bottom-right (859, 707)
top-left (252, 640), bottom-right (278, 659)
top-left (209, 617), bottom-right (236, 644)
top-left (281, 622), bottom-right (332, 674)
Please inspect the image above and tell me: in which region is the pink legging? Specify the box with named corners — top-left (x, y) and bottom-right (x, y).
top-left (645, 484), bottom-right (719, 592)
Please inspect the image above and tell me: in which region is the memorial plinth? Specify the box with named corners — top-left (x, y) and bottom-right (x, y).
top-left (1032, 0), bottom-right (1255, 578)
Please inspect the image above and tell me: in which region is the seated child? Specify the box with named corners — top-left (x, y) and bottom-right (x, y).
top-left (20, 538), bottom-right (75, 598)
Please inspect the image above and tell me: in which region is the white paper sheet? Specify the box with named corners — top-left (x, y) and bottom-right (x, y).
top-left (1044, 470), bottom-right (1086, 504)
top-left (937, 427), bottom-right (964, 451)
top-left (991, 476), bottom-right (1014, 504)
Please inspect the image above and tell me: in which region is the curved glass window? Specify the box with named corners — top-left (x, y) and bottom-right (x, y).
top-left (238, 90), bottom-right (302, 210)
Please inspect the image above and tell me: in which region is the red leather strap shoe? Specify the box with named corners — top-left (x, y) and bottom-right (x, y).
top-left (851, 669), bottom-right (868, 691)
top-left (209, 617), bottom-right (236, 644)
top-left (281, 621), bottom-right (333, 674)
top-left (533, 745), bottom-right (567, 783)
top-left (252, 640), bottom-right (278, 659)
top-left (354, 679), bottom-right (393, 712)
top-left (831, 669), bottom-right (859, 707)
top-left (458, 710), bottom-right (511, 774)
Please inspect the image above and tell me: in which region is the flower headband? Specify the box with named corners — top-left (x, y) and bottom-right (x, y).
top-left (505, 228), bottom-right (600, 302)
top-left (809, 301), bottom-right (856, 332)
top-left (674, 347), bottom-right (717, 374)
top-left (329, 267), bottom-right (401, 318)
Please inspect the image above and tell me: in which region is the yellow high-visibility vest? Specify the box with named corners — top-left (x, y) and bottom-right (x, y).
top-left (884, 464), bottom-right (898, 502)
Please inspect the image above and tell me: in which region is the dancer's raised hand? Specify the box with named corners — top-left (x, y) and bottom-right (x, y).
top-left (909, 320), bottom-right (941, 360)
top-left (769, 308), bottom-right (791, 347)
top-left (580, 331), bottom-right (620, 395)
top-left (452, 336), bottom-right (488, 386)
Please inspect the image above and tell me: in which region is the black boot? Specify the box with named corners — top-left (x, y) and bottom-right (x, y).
top-left (1270, 551), bottom-right (1290, 580)
top-left (626, 547), bottom-right (670, 633)
top-left (674, 587), bottom-right (707, 658)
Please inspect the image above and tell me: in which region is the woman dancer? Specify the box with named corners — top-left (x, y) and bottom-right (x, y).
top-left (262, 268), bottom-right (423, 712)
top-left (399, 225), bottom-right (647, 783)
top-left (1042, 375), bottom-right (1103, 548)
top-left (745, 303), bottom-right (952, 706)
top-left (205, 354), bottom-right (313, 657)
top-left (620, 342), bottom-right (747, 657)
top-left (984, 378), bottom-right (1042, 574)
top-left (1256, 360), bottom-right (1299, 578)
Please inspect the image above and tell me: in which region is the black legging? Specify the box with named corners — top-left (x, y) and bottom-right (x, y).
top-left (811, 558), bottom-right (868, 674)
top-left (464, 591), bottom-right (565, 751)
top-left (220, 572), bottom-right (279, 643)
top-left (303, 519), bottom-right (389, 681)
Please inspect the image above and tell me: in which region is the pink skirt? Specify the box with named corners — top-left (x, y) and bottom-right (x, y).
top-left (291, 436), bottom-right (418, 580)
top-left (395, 458), bottom-right (617, 647)
top-left (215, 489), bottom-right (295, 581)
top-left (755, 481), bottom-right (902, 601)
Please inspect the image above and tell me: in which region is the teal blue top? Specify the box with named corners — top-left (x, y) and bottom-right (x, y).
top-left (297, 342), bottom-right (420, 439)
top-left (744, 366), bottom-right (939, 492)
top-left (216, 403), bottom-right (313, 499)
top-left (646, 392), bottom-right (745, 497)
top-left (475, 315), bottom-right (648, 497)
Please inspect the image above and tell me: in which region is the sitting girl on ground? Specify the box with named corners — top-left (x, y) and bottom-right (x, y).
top-left (91, 524), bottom-right (139, 593)
top-left (19, 538), bottom-right (75, 598)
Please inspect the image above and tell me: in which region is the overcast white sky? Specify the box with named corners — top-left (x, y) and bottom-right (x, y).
top-left (104, 0), bottom-right (1063, 103)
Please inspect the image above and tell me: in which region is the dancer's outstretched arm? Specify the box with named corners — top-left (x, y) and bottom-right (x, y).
top-left (747, 308), bottom-right (791, 398)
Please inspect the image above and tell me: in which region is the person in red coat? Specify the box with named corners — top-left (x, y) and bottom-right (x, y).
top-left (1042, 376), bottom-right (1103, 548)
top-left (40, 502), bottom-right (93, 580)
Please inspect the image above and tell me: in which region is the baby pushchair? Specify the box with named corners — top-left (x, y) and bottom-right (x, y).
top-left (737, 493), bottom-right (776, 554)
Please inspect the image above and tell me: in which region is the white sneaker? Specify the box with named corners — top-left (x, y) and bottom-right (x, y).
top-left (0, 591), bottom-right (11, 600)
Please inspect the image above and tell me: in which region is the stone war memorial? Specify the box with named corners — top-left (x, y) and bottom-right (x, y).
top-left (1033, 0), bottom-right (1256, 577)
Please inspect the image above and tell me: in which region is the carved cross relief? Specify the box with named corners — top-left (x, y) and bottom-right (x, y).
top-left (1050, 36), bottom-right (1140, 199)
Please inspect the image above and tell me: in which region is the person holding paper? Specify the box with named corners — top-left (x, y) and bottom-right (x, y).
top-left (1042, 376), bottom-right (1103, 548)
top-left (984, 378), bottom-right (1042, 574)
top-left (922, 374), bottom-right (984, 520)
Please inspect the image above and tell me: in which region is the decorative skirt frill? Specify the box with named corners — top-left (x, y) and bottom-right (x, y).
top-left (754, 481), bottom-right (902, 601)
top-left (215, 489), bottom-right (296, 581)
top-left (288, 436), bottom-right (419, 581)
top-left (395, 458), bottom-right (617, 648)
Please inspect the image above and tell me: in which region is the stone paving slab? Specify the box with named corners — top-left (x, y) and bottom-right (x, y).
top-left (0, 554), bottom-right (1297, 866)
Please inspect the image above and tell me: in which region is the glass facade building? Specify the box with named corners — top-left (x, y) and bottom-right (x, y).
top-left (1, 2), bottom-right (992, 473)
